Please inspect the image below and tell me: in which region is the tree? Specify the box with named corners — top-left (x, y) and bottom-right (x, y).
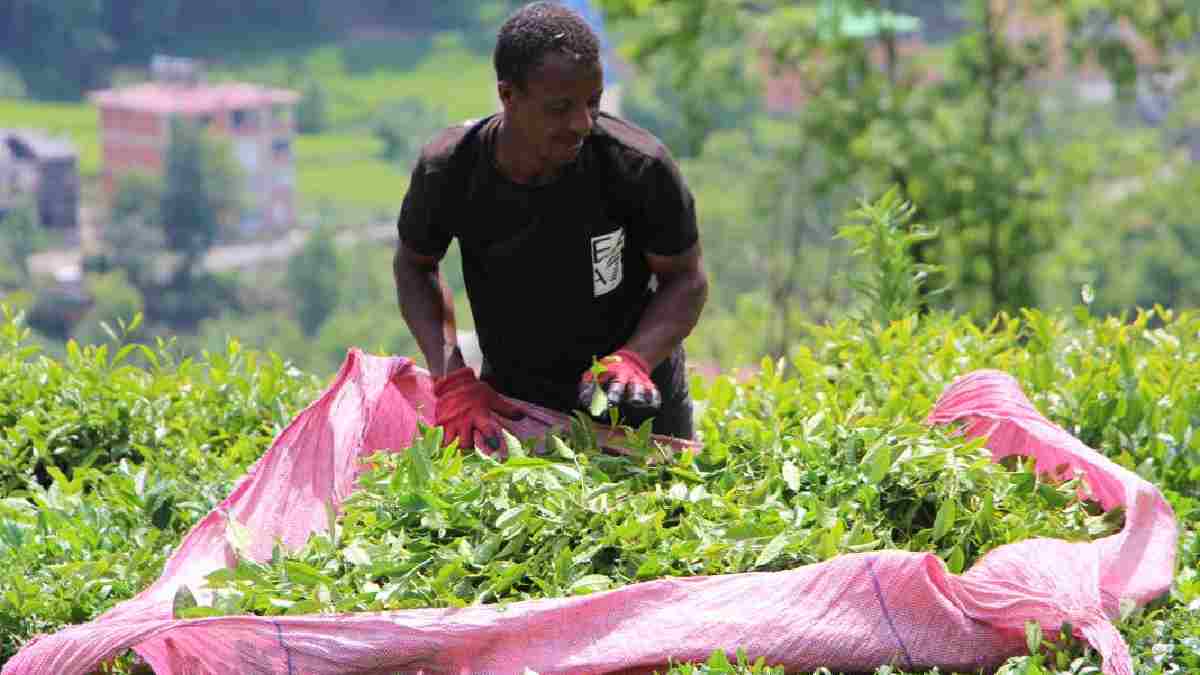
top-left (101, 215), bottom-right (168, 291)
top-left (72, 270), bottom-right (144, 347)
top-left (619, 28), bottom-right (762, 158)
top-left (102, 172), bottom-right (168, 289)
top-left (109, 171), bottom-right (162, 226)
top-left (160, 118), bottom-right (241, 283)
top-left (295, 79), bottom-right (328, 135)
top-left (373, 97), bottom-right (448, 168)
top-left (0, 200), bottom-right (43, 285)
top-left (600, 0), bottom-right (1194, 318)
top-left (285, 225), bottom-right (341, 336)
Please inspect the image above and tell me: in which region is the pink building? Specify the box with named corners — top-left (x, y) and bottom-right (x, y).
top-left (90, 57), bottom-right (299, 232)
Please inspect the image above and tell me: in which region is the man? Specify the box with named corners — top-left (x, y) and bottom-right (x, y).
top-left (393, 1), bottom-right (708, 452)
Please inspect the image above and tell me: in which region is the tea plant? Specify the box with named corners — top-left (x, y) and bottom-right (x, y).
top-left (0, 306), bottom-right (319, 660)
top-left (1, 289), bottom-right (1197, 673)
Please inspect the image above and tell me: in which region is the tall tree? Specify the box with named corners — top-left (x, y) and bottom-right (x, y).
top-left (0, 200), bottom-right (41, 285)
top-left (160, 118), bottom-right (241, 284)
top-left (600, 0), bottom-right (1191, 317)
top-left (285, 225), bottom-right (341, 336)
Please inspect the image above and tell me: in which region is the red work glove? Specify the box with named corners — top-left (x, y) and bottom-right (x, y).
top-left (578, 348), bottom-right (661, 413)
top-left (434, 367), bottom-right (524, 454)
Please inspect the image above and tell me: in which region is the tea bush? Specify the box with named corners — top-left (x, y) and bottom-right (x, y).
top-left (0, 300), bottom-right (1196, 673)
top-left (0, 307), bottom-right (321, 660)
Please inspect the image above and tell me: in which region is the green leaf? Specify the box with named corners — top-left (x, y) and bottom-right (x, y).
top-left (1025, 620), bottom-right (1043, 655)
top-left (502, 429), bottom-right (526, 457)
top-left (568, 574), bottom-right (612, 595)
top-left (284, 560), bottom-right (334, 587)
top-left (707, 649), bottom-right (732, 669)
top-left (755, 531), bottom-right (789, 568)
top-left (946, 545), bottom-right (965, 574)
top-left (635, 554), bottom-right (663, 579)
top-left (589, 384), bottom-right (608, 418)
top-left (472, 535), bottom-right (503, 566)
top-left (176, 605), bottom-right (224, 619)
top-left (407, 443), bottom-right (432, 489)
top-left (932, 498), bottom-right (956, 542)
top-left (495, 505), bottom-right (528, 531)
top-left (863, 443), bottom-right (892, 484)
top-left (550, 435), bottom-right (575, 459)
top-left (325, 499), bottom-right (339, 550)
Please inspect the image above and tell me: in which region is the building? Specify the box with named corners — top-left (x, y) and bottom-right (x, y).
top-left (89, 56), bottom-right (299, 233)
top-left (0, 129), bottom-right (79, 231)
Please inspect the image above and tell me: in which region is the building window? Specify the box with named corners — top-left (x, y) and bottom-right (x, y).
top-left (231, 108), bottom-right (259, 131)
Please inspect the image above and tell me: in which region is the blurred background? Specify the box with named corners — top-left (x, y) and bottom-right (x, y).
top-left (0, 0), bottom-right (1196, 378)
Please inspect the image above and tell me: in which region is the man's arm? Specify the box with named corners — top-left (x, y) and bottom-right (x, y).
top-left (393, 240), bottom-right (467, 377)
top-left (622, 241), bottom-right (709, 369)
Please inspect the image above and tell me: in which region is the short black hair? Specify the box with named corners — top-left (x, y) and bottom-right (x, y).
top-left (494, 2), bottom-right (601, 89)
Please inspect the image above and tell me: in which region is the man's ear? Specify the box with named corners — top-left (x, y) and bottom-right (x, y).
top-left (497, 80), bottom-right (515, 109)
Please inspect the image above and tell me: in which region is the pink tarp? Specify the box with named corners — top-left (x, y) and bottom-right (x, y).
top-left (3, 352), bottom-right (1177, 675)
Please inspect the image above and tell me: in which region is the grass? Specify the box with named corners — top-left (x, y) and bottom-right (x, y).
top-left (0, 98), bottom-right (100, 177)
top-left (292, 133), bottom-right (406, 215)
top-left (321, 34), bottom-right (497, 128)
top-left (208, 32), bottom-right (497, 129)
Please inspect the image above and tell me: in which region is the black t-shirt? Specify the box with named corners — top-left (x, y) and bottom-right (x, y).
top-left (397, 112), bottom-right (698, 410)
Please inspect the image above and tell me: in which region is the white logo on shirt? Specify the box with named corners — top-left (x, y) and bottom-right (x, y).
top-left (591, 228), bottom-right (625, 297)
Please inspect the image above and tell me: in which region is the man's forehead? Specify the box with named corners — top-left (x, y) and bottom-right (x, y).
top-left (525, 52), bottom-right (604, 94)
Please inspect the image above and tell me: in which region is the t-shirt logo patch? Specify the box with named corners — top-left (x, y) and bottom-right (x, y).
top-left (591, 228), bottom-right (625, 297)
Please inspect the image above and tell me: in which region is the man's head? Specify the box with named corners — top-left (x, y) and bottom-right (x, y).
top-left (494, 2), bottom-right (604, 172)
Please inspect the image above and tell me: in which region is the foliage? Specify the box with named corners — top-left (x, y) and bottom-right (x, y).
top-left (295, 79), bottom-right (329, 135)
top-left (617, 33), bottom-right (762, 159)
top-left (600, 0), bottom-right (1195, 319)
top-left (70, 272), bottom-right (145, 347)
top-left (0, 305), bottom-right (320, 660)
top-left (837, 187), bottom-right (942, 325)
top-left (1054, 0), bottom-right (1198, 99)
top-left (145, 271), bottom-right (244, 331)
top-left (160, 118), bottom-right (242, 278)
top-left (679, 117), bottom-right (866, 359)
top-left (0, 0), bottom-right (112, 99)
top-left (97, 215), bottom-right (169, 292)
top-left (0, 200), bottom-right (43, 285)
top-left (109, 172), bottom-right (162, 227)
top-left (191, 311), bottom-right (315, 373)
top-left (2, 297), bottom-right (1199, 670)
top-left (285, 225), bottom-right (341, 335)
top-left (373, 96), bottom-right (449, 168)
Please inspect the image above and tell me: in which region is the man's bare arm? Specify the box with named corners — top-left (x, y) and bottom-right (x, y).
top-left (622, 242), bottom-right (709, 369)
top-left (393, 240), bottom-right (467, 377)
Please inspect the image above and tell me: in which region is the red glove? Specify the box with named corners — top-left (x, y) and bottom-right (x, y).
top-left (578, 348), bottom-right (661, 413)
top-left (434, 368), bottom-right (524, 454)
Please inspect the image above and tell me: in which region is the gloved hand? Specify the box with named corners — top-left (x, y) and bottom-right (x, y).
top-left (434, 367), bottom-right (524, 454)
top-left (578, 348), bottom-right (661, 414)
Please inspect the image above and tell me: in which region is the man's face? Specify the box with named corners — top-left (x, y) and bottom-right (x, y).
top-left (499, 52), bottom-right (604, 171)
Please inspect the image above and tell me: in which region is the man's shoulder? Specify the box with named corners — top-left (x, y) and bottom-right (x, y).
top-left (418, 116), bottom-right (493, 173)
top-left (593, 113), bottom-right (672, 165)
